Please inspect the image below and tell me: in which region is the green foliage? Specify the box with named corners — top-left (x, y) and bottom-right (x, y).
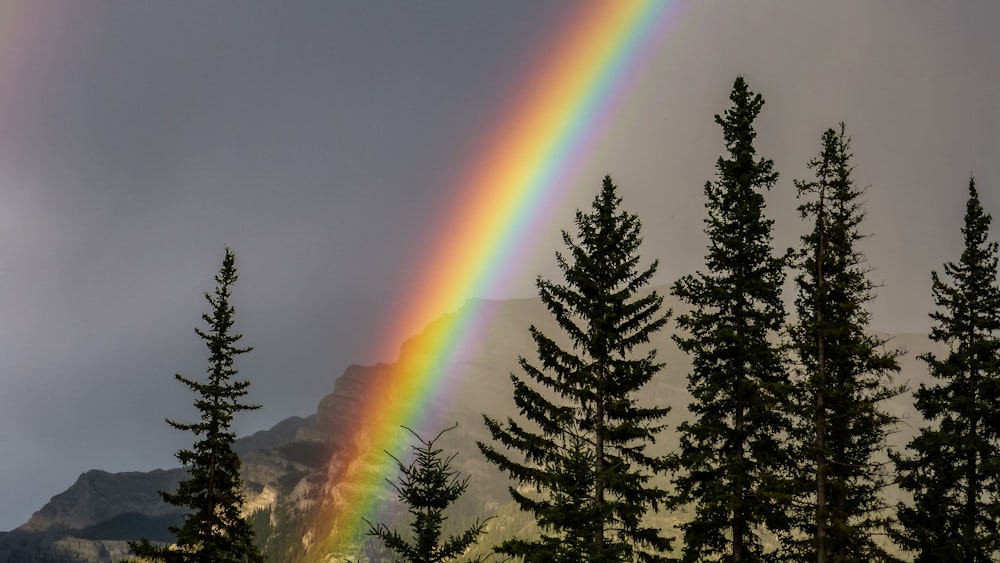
top-left (479, 176), bottom-right (672, 562)
top-left (668, 76), bottom-right (791, 561)
top-left (259, 494), bottom-right (311, 563)
top-left (248, 507), bottom-right (273, 548)
top-left (893, 179), bottom-right (1000, 561)
top-left (129, 248), bottom-right (264, 563)
top-left (786, 124), bottom-right (902, 561)
top-left (364, 424), bottom-right (491, 563)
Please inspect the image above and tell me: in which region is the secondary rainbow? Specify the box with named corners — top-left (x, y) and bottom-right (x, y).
top-left (322, 1), bottom-right (684, 555)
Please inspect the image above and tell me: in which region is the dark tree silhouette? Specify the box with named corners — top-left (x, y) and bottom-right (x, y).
top-left (130, 248), bottom-right (263, 563)
top-left (786, 124), bottom-right (902, 562)
top-left (480, 176), bottom-right (672, 562)
top-left (364, 424), bottom-right (491, 563)
top-left (894, 179), bottom-right (1000, 562)
top-left (668, 76), bottom-right (791, 561)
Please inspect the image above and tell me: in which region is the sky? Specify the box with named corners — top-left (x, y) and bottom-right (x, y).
top-left (1, 1), bottom-right (998, 531)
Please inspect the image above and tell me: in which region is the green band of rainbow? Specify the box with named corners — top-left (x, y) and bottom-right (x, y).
top-left (318, 1), bottom-right (684, 556)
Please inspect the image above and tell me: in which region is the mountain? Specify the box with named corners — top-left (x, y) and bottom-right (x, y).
top-left (0, 469), bottom-right (186, 562)
top-left (0, 292), bottom-right (939, 562)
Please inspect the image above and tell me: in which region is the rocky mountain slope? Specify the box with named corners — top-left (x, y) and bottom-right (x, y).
top-left (0, 292), bottom-right (939, 562)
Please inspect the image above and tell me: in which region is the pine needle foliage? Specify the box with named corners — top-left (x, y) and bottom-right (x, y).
top-left (668, 76), bottom-right (791, 561)
top-left (893, 179), bottom-right (1000, 562)
top-left (479, 176), bottom-right (673, 562)
top-left (363, 424), bottom-right (492, 563)
top-left (786, 124), bottom-right (902, 562)
top-left (129, 248), bottom-right (264, 563)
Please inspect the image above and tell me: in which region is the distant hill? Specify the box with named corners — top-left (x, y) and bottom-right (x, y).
top-left (0, 290), bottom-right (939, 562)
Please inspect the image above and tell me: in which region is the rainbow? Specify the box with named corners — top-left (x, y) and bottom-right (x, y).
top-left (0, 2), bottom-right (64, 141)
top-left (319, 1), bottom-right (684, 556)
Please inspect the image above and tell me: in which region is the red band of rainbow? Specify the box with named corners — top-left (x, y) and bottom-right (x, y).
top-left (314, 1), bottom-right (684, 556)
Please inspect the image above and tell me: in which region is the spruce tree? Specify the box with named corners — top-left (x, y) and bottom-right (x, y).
top-left (129, 248), bottom-right (264, 563)
top-left (893, 178), bottom-right (1000, 561)
top-left (786, 124), bottom-right (902, 562)
top-left (668, 76), bottom-right (790, 561)
top-left (364, 424), bottom-right (491, 563)
top-left (479, 175), bottom-right (672, 562)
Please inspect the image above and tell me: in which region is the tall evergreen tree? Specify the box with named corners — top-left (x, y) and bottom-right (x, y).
top-left (893, 179), bottom-right (1000, 561)
top-left (364, 424), bottom-right (491, 563)
top-left (668, 76), bottom-right (790, 561)
top-left (130, 248), bottom-right (264, 563)
top-left (479, 176), bottom-right (672, 562)
top-left (786, 124), bottom-right (902, 562)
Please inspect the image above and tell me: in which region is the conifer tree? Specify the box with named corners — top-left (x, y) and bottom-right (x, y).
top-left (668, 76), bottom-right (790, 561)
top-left (479, 175), bottom-right (672, 562)
top-left (363, 424), bottom-right (491, 563)
top-left (893, 179), bottom-right (1000, 561)
top-left (786, 125), bottom-right (902, 562)
top-left (129, 248), bottom-right (264, 563)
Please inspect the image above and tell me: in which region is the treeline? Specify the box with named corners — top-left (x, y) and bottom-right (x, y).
top-left (129, 76), bottom-right (999, 563)
top-left (376, 76), bottom-right (999, 562)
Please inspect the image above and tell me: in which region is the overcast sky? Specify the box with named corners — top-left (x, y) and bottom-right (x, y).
top-left (1, 2), bottom-right (998, 530)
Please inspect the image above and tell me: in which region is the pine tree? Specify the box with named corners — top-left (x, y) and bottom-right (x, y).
top-left (479, 175), bottom-right (672, 562)
top-left (668, 76), bottom-right (790, 561)
top-left (363, 424), bottom-right (491, 563)
top-left (893, 179), bottom-right (1000, 561)
top-left (786, 124), bottom-right (902, 562)
top-left (129, 248), bottom-right (264, 563)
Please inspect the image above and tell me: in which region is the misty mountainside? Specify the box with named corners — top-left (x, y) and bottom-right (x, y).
top-left (0, 290), bottom-right (941, 562)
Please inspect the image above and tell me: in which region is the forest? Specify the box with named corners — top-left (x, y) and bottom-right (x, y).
top-left (130, 76), bottom-right (1000, 563)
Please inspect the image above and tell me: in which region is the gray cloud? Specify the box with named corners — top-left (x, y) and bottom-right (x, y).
top-left (1, 1), bottom-right (997, 530)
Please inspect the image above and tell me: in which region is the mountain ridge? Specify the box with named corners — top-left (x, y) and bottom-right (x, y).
top-left (0, 290), bottom-right (938, 562)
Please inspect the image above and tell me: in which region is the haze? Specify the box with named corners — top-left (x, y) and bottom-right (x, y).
top-left (1, 1), bottom-right (997, 531)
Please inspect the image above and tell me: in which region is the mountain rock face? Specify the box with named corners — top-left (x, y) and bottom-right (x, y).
top-left (0, 469), bottom-right (186, 563)
top-left (20, 469), bottom-right (186, 534)
top-left (0, 293), bottom-right (938, 562)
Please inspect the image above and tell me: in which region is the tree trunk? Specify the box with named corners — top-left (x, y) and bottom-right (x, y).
top-left (815, 186), bottom-right (828, 563)
top-left (733, 277), bottom-right (748, 561)
top-left (594, 360), bottom-right (606, 557)
top-left (733, 353), bottom-right (746, 561)
top-left (964, 347), bottom-right (978, 563)
top-left (733, 398), bottom-right (745, 561)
